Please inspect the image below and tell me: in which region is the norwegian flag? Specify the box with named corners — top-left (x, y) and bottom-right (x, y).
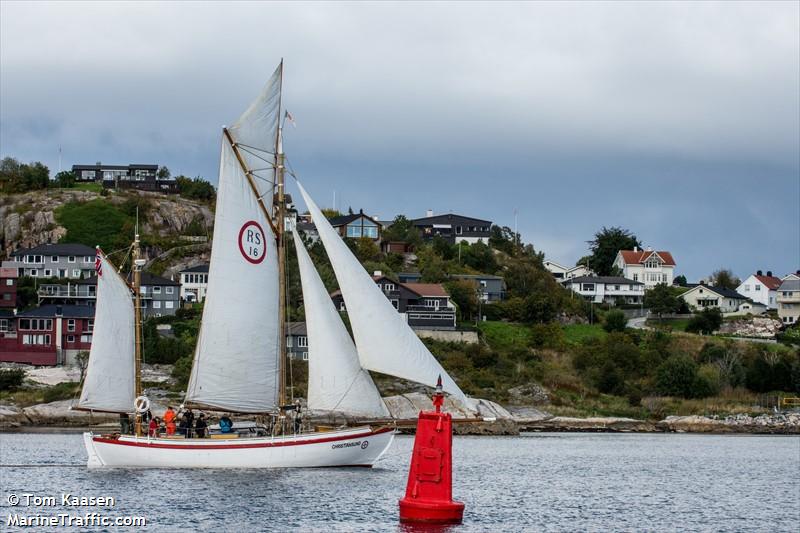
top-left (95, 250), bottom-right (103, 277)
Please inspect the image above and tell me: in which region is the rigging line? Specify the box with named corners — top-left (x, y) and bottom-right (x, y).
top-left (234, 142), bottom-right (276, 156)
top-left (329, 370), bottom-right (367, 413)
top-left (237, 145), bottom-right (279, 166)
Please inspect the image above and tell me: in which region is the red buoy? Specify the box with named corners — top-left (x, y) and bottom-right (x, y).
top-left (398, 376), bottom-right (465, 524)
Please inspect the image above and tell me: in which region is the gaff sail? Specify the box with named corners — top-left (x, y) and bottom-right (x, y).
top-left (292, 229), bottom-right (388, 417)
top-left (296, 182), bottom-right (468, 403)
top-left (76, 251), bottom-right (136, 413)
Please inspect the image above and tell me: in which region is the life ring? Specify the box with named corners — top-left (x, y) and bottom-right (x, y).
top-left (134, 396), bottom-right (150, 414)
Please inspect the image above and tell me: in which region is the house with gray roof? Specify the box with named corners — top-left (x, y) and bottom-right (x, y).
top-left (680, 284), bottom-right (751, 315)
top-left (3, 243), bottom-right (97, 279)
top-left (777, 279), bottom-right (800, 325)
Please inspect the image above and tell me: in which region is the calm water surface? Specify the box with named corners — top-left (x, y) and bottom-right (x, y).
top-left (0, 432), bottom-right (798, 532)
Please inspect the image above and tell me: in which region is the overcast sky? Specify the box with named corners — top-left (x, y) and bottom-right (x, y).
top-left (2, 1), bottom-right (798, 280)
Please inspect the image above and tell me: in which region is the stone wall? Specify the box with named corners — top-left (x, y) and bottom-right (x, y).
top-left (414, 329), bottom-right (479, 344)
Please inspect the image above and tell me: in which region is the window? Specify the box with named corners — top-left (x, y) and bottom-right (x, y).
top-left (19, 319), bottom-right (52, 331)
top-left (30, 269), bottom-right (38, 277)
top-left (165, 286), bottom-right (174, 294)
top-left (632, 274), bottom-right (638, 281)
top-left (755, 285), bottom-right (761, 291)
top-left (67, 335), bottom-right (75, 343)
top-left (455, 226), bottom-right (463, 235)
top-left (297, 336), bottom-right (308, 347)
top-left (153, 286), bottom-right (161, 294)
top-left (165, 301), bottom-right (174, 309)
top-left (614, 285), bottom-right (621, 291)
top-left (363, 226), bottom-right (378, 239)
top-left (68, 256), bottom-right (76, 263)
top-left (51, 256), bottom-right (59, 263)
top-left (22, 334), bottom-right (50, 345)
top-left (744, 285), bottom-right (750, 291)
top-left (1, 294), bottom-right (8, 301)
top-left (302, 352), bottom-right (309, 361)
top-left (384, 283), bottom-right (395, 291)
top-left (425, 298), bottom-right (439, 308)
top-left (391, 299), bottom-right (399, 309)
top-left (44, 269), bottom-right (52, 277)
top-left (72, 269), bottom-right (80, 277)
top-left (581, 283), bottom-right (595, 292)
top-left (286, 336), bottom-right (293, 347)
top-left (84, 256), bottom-right (92, 263)
top-left (87, 319), bottom-right (94, 332)
top-left (81, 334), bottom-right (92, 343)
top-left (67, 319), bottom-right (75, 332)
top-left (339, 302), bottom-right (346, 311)
top-left (346, 226), bottom-right (362, 238)
top-left (153, 301), bottom-right (161, 309)
top-left (0, 319), bottom-right (8, 332)
top-left (5, 279), bottom-right (12, 286)
top-left (140, 286), bottom-right (147, 295)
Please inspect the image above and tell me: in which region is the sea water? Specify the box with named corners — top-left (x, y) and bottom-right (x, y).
top-left (0, 432), bottom-right (798, 532)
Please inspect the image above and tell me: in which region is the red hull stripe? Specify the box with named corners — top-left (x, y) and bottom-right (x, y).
top-left (93, 427), bottom-right (393, 450)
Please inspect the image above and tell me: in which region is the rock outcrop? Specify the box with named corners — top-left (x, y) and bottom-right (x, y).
top-left (717, 317), bottom-right (783, 339)
top-left (657, 413), bottom-right (800, 434)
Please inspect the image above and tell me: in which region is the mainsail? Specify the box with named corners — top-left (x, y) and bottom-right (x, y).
top-left (76, 251), bottom-right (135, 413)
top-left (184, 140), bottom-right (281, 413)
top-left (292, 229), bottom-right (388, 417)
top-left (296, 182), bottom-right (468, 403)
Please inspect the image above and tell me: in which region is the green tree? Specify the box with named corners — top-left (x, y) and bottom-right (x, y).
top-left (320, 208), bottom-right (342, 219)
top-left (175, 175), bottom-right (216, 201)
top-left (709, 268), bottom-right (740, 290)
top-left (444, 280), bottom-right (479, 321)
top-left (685, 308), bottom-right (723, 335)
top-left (603, 310), bottom-right (627, 333)
top-left (644, 283), bottom-right (681, 318)
top-left (157, 166), bottom-right (171, 180)
top-left (585, 226), bottom-right (641, 276)
top-left (53, 170), bottom-right (77, 188)
top-left (0, 157), bottom-right (49, 192)
top-left (0, 368), bottom-right (25, 391)
top-left (673, 275), bottom-right (687, 287)
top-left (656, 355), bottom-right (698, 397)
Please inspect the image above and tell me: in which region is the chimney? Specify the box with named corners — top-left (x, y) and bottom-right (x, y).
top-left (56, 305), bottom-right (63, 316)
top-left (757, 270), bottom-right (763, 276)
top-left (767, 270), bottom-right (772, 277)
top-left (633, 246), bottom-right (638, 252)
top-left (645, 246), bottom-right (653, 252)
top-left (373, 270), bottom-right (382, 277)
top-left (426, 209), bottom-right (433, 217)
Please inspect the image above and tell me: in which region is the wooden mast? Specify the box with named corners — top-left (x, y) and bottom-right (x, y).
top-left (132, 234), bottom-right (144, 436)
top-left (275, 60), bottom-right (287, 411)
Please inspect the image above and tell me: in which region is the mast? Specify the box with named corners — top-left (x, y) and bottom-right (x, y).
top-left (275, 60), bottom-right (287, 409)
top-left (132, 234), bottom-right (144, 436)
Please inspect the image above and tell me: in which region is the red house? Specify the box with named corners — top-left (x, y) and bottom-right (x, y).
top-left (0, 305), bottom-right (94, 366)
top-left (0, 267), bottom-right (17, 308)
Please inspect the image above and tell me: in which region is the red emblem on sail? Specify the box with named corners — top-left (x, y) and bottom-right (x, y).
top-left (238, 221), bottom-right (266, 264)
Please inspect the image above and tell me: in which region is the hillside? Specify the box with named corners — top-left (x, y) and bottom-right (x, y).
top-left (0, 188), bottom-right (213, 275)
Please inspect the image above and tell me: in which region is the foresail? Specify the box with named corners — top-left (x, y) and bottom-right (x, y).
top-left (76, 252), bottom-right (135, 413)
top-left (184, 141), bottom-right (281, 413)
top-left (296, 182), bottom-right (468, 403)
top-left (228, 63), bottom-right (282, 200)
top-left (292, 230), bottom-right (388, 417)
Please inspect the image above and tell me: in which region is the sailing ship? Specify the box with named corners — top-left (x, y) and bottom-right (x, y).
top-left (78, 62), bottom-right (469, 468)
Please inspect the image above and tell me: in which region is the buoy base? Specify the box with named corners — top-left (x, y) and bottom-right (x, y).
top-left (399, 498), bottom-right (465, 524)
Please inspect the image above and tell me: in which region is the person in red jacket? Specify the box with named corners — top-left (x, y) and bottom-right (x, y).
top-left (148, 417), bottom-right (161, 437)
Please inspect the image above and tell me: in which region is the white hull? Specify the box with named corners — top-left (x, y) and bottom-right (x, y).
top-left (83, 426), bottom-right (394, 468)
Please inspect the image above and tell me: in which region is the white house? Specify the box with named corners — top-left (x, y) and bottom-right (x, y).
top-left (680, 285), bottom-right (751, 315)
top-left (777, 279), bottom-right (800, 325)
top-left (563, 276), bottom-right (644, 305)
top-left (736, 271), bottom-right (782, 310)
top-left (179, 264), bottom-right (209, 303)
top-left (543, 260), bottom-right (593, 281)
top-left (613, 247), bottom-right (676, 289)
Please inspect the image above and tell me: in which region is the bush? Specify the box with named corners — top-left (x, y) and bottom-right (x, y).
top-left (656, 355), bottom-right (698, 398)
top-left (693, 364), bottom-right (721, 398)
top-left (685, 308), bottom-right (723, 335)
top-left (171, 356), bottom-right (193, 389)
top-left (0, 368), bottom-right (26, 391)
top-left (42, 382), bottom-right (80, 403)
top-left (603, 310), bottom-right (627, 333)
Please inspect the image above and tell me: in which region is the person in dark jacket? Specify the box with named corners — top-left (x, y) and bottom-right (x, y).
top-left (182, 409), bottom-right (195, 438)
top-left (194, 413), bottom-right (208, 438)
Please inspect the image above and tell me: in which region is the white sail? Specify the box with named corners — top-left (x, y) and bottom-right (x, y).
top-left (185, 140), bottom-right (281, 413)
top-left (76, 252), bottom-right (135, 413)
top-left (292, 229), bottom-right (388, 417)
top-left (228, 63), bottom-right (282, 198)
top-left (296, 182), bottom-right (468, 403)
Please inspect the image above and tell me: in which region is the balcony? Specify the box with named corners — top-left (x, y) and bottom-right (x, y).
top-left (38, 285), bottom-right (96, 299)
top-left (777, 292), bottom-right (800, 303)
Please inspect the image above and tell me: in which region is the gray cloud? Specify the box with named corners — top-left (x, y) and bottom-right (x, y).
top-left (1, 1), bottom-right (798, 279)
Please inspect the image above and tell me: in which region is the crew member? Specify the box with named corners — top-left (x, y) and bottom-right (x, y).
top-left (195, 413), bottom-right (208, 438)
top-left (163, 406), bottom-right (177, 436)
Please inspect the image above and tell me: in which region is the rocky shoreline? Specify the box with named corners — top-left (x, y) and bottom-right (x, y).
top-left (2, 396), bottom-right (798, 435)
